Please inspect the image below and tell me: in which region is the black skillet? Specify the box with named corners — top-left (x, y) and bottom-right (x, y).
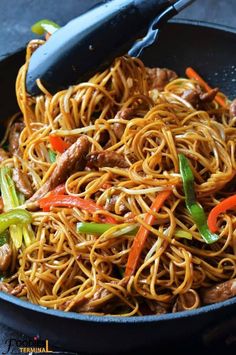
top-left (0, 20), bottom-right (236, 353)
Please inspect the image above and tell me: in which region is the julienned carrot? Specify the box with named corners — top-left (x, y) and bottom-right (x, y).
top-left (49, 135), bottom-right (70, 154)
top-left (39, 194), bottom-right (117, 224)
top-left (208, 194), bottom-right (236, 233)
top-left (125, 190), bottom-right (171, 278)
top-left (185, 67), bottom-right (227, 108)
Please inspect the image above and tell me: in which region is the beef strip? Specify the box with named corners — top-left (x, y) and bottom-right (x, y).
top-left (181, 87), bottom-right (219, 107)
top-left (0, 148), bottom-right (10, 163)
top-left (8, 122), bottom-right (25, 155)
top-left (201, 279), bottom-right (236, 305)
top-left (200, 88), bottom-right (219, 103)
top-left (230, 99), bottom-right (236, 118)
top-left (29, 135), bottom-right (90, 202)
top-left (69, 280), bottom-right (125, 313)
top-left (75, 286), bottom-right (113, 313)
top-left (87, 151), bottom-right (129, 169)
top-left (12, 168), bottom-right (34, 198)
top-left (0, 282), bottom-right (24, 296)
top-left (181, 89), bottom-right (201, 106)
top-left (0, 244), bottom-right (12, 271)
top-left (143, 301), bottom-right (169, 315)
top-left (105, 194), bottom-right (128, 214)
top-left (146, 67), bottom-right (178, 91)
top-left (64, 136), bottom-right (78, 145)
top-left (112, 108), bottom-right (136, 140)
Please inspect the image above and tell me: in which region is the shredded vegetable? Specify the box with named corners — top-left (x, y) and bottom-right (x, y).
top-left (77, 222), bottom-right (137, 235)
top-left (179, 154), bottom-right (219, 244)
top-left (39, 194), bottom-right (117, 224)
top-left (208, 195), bottom-right (236, 233)
top-left (0, 167), bottom-right (34, 248)
top-left (125, 190), bottom-right (171, 277)
top-left (31, 19), bottom-right (60, 36)
top-left (48, 149), bottom-right (57, 163)
top-left (49, 135), bottom-right (70, 153)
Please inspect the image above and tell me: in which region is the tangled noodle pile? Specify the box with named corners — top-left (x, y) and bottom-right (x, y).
top-left (1, 39), bottom-right (236, 316)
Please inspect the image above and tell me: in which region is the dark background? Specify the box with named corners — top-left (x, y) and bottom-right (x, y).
top-left (0, 0), bottom-right (236, 354)
top-left (0, 0), bottom-right (236, 59)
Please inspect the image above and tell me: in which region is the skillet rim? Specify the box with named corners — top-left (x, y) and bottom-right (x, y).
top-left (0, 19), bottom-right (236, 324)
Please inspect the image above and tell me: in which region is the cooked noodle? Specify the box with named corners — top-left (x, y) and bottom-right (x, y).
top-left (1, 39), bottom-right (236, 316)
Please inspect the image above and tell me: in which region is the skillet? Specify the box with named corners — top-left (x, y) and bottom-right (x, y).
top-left (0, 20), bottom-right (236, 353)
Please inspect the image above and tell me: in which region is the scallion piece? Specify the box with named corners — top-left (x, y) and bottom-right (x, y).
top-left (77, 222), bottom-right (138, 236)
top-left (174, 229), bottom-right (192, 240)
top-left (31, 19), bottom-right (60, 36)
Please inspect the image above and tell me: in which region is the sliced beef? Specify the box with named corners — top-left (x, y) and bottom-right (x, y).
top-left (112, 108), bottom-right (136, 140)
top-left (230, 99), bottom-right (236, 118)
top-left (8, 122), bottom-right (25, 155)
top-left (201, 279), bottom-right (236, 305)
top-left (140, 301), bottom-right (169, 315)
top-left (12, 168), bottom-right (34, 198)
top-left (0, 282), bottom-right (24, 295)
top-left (146, 67), bottom-right (178, 91)
top-left (87, 151), bottom-right (129, 169)
top-left (64, 136), bottom-right (78, 145)
top-left (0, 282), bottom-right (12, 293)
top-left (105, 194), bottom-right (128, 214)
top-left (200, 88), bottom-right (219, 103)
top-left (0, 148), bottom-right (10, 163)
top-left (0, 244), bottom-right (12, 271)
top-left (70, 280), bottom-right (125, 313)
top-left (29, 135), bottom-right (90, 202)
top-left (74, 286), bottom-right (112, 313)
top-left (181, 89), bottom-right (201, 106)
top-left (181, 85), bottom-right (219, 108)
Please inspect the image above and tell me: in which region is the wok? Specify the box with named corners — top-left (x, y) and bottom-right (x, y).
top-left (0, 20), bottom-right (236, 354)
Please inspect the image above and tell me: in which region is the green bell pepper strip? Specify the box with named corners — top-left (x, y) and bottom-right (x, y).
top-left (77, 222), bottom-right (138, 236)
top-left (179, 154), bottom-right (218, 244)
top-left (48, 149), bottom-right (57, 163)
top-left (31, 19), bottom-right (60, 36)
top-left (0, 210), bottom-right (32, 235)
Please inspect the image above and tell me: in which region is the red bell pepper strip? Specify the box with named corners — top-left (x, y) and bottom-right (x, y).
top-left (49, 184), bottom-right (66, 196)
top-left (125, 190), bottom-right (171, 278)
top-left (49, 135), bottom-right (70, 154)
top-left (208, 195), bottom-right (236, 233)
top-left (39, 194), bottom-right (117, 224)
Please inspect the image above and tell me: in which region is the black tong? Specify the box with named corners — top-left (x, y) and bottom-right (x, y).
top-left (26, 0), bottom-right (196, 96)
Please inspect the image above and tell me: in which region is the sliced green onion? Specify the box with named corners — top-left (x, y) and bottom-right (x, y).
top-left (0, 230), bottom-right (9, 247)
top-left (0, 167), bottom-right (34, 249)
top-left (31, 19), bottom-right (60, 36)
top-left (77, 222), bottom-right (138, 236)
top-left (0, 210), bottom-right (32, 235)
top-left (174, 229), bottom-right (192, 240)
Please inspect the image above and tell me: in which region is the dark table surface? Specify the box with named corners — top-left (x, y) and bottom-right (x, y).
top-left (0, 0), bottom-right (236, 354)
top-left (0, 0), bottom-right (236, 59)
